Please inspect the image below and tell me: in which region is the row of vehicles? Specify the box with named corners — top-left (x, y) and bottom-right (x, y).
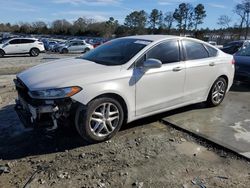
top-left (0, 37), bottom-right (106, 57)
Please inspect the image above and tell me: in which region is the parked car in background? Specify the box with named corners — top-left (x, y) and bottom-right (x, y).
top-left (208, 41), bottom-right (223, 49)
top-left (0, 38), bottom-right (45, 57)
top-left (221, 40), bottom-right (250, 55)
top-left (234, 44), bottom-right (250, 82)
top-left (14, 35), bottom-right (234, 143)
top-left (47, 41), bottom-right (58, 51)
top-left (58, 40), bottom-right (93, 53)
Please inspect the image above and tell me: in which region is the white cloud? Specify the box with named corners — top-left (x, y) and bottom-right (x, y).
top-left (207, 3), bottom-right (226, 9)
top-left (53, 0), bottom-right (121, 5)
top-left (158, 0), bottom-right (196, 5)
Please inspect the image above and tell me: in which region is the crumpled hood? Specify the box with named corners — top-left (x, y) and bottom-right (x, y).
top-left (17, 57), bottom-right (121, 90)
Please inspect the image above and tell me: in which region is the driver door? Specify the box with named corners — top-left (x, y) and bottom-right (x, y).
top-left (134, 40), bottom-right (186, 116)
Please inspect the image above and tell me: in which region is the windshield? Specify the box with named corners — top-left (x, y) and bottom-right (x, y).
top-left (235, 43), bottom-right (250, 56)
top-left (82, 38), bottom-right (151, 66)
top-left (0, 38), bottom-right (10, 44)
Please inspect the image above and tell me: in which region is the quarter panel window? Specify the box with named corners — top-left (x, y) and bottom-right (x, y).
top-left (183, 40), bottom-right (209, 60)
top-left (147, 40), bottom-right (180, 64)
top-left (204, 44), bottom-right (218, 57)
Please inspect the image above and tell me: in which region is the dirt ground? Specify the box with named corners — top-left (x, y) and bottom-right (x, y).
top-left (0, 53), bottom-right (250, 188)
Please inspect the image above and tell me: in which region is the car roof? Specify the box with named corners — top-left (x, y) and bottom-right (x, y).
top-left (122, 35), bottom-right (180, 42)
top-left (8, 37), bottom-right (38, 41)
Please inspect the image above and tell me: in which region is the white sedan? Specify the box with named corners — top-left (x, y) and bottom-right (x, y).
top-left (14, 35), bottom-right (234, 143)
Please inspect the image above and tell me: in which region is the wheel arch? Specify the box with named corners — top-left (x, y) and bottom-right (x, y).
top-left (0, 48), bottom-right (5, 54)
top-left (206, 75), bottom-right (229, 101)
top-left (30, 47), bottom-right (40, 53)
top-left (90, 93), bottom-right (128, 124)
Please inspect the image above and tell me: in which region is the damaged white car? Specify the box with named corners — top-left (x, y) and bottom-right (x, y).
top-left (14, 35), bottom-right (235, 143)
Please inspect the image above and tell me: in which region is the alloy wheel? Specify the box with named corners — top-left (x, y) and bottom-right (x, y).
top-left (211, 80), bottom-right (226, 104)
top-left (89, 102), bottom-right (120, 137)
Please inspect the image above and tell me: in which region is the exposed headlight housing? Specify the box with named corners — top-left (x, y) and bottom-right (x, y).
top-left (28, 86), bottom-right (82, 99)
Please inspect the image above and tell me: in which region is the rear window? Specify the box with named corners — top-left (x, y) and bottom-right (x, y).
top-left (183, 40), bottom-right (209, 60)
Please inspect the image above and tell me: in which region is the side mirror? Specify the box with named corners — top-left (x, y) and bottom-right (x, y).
top-left (143, 58), bottom-right (162, 69)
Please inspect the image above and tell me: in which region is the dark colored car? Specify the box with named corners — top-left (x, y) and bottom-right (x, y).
top-left (234, 45), bottom-right (250, 82)
top-left (221, 40), bottom-right (249, 55)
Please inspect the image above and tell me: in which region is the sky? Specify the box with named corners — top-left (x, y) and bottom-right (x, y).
top-left (0, 0), bottom-right (244, 29)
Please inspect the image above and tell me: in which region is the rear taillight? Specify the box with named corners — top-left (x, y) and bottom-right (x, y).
top-left (231, 59), bottom-right (235, 65)
top-left (38, 42), bottom-right (43, 45)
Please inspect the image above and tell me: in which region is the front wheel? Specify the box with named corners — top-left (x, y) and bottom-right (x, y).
top-left (30, 48), bottom-right (40, 57)
top-left (0, 50), bottom-right (4, 57)
top-left (75, 97), bottom-right (124, 143)
top-left (206, 77), bottom-right (227, 107)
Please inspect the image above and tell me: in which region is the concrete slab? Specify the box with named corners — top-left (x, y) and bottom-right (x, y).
top-left (162, 83), bottom-right (250, 159)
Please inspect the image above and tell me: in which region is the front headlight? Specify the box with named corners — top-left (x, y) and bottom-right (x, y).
top-left (28, 86), bottom-right (82, 99)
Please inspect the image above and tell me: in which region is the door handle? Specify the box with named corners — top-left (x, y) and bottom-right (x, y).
top-left (172, 67), bottom-right (182, 72)
top-left (209, 62), bottom-right (215, 66)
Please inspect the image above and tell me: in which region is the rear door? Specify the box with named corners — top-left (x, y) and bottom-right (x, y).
top-left (19, 39), bottom-right (35, 53)
top-left (182, 40), bottom-right (219, 102)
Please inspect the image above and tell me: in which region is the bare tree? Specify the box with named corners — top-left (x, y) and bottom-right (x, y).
top-left (164, 12), bottom-right (174, 31)
top-left (217, 15), bottom-right (232, 28)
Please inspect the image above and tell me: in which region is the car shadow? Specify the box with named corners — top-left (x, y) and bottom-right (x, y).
top-left (0, 102), bottom-right (207, 160)
top-left (230, 81), bottom-right (250, 92)
top-left (1, 55), bottom-right (32, 58)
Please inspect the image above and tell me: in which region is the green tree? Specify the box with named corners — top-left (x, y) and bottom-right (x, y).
top-left (148, 9), bottom-right (163, 33)
top-left (105, 17), bottom-right (119, 37)
top-left (173, 3), bottom-right (193, 35)
top-left (193, 4), bottom-right (206, 31)
top-left (124, 10), bottom-right (147, 34)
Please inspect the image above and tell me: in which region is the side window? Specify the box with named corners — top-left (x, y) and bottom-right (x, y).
top-left (147, 40), bottom-right (180, 64)
top-left (20, 39), bottom-right (35, 44)
top-left (183, 40), bottom-right (209, 60)
top-left (204, 44), bottom-right (218, 57)
top-left (9, 39), bottom-right (20, 44)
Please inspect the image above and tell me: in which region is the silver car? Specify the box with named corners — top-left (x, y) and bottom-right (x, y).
top-left (14, 35), bottom-right (235, 143)
top-left (59, 40), bottom-right (94, 54)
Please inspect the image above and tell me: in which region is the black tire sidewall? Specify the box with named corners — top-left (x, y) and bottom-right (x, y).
top-left (0, 50), bottom-right (4, 57)
top-left (207, 77), bottom-right (227, 107)
top-left (76, 97), bottom-right (124, 143)
top-left (30, 48), bottom-right (39, 57)
top-left (62, 48), bottom-right (68, 54)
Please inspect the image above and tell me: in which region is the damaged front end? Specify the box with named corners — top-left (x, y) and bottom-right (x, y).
top-left (14, 78), bottom-right (78, 130)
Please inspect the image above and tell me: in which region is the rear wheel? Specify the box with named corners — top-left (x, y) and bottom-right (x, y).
top-left (0, 50), bottom-right (5, 57)
top-left (84, 48), bottom-right (90, 53)
top-left (75, 97), bottom-right (124, 143)
top-left (206, 77), bottom-right (227, 107)
top-left (30, 48), bottom-right (40, 57)
top-left (61, 48), bottom-right (68, 54)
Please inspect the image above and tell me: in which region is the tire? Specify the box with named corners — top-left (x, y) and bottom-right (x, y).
top-left (0, 50), bottom-right (4, 57)
top-left (75, 97), bottom-right (124, 143)
top-left (30, 48), bottom-right (40, 57)
top-left (61, 48), bottom-right (68, 54)
top-left (206, 77), bottom-right (228, 107)
top-left (84, 48), bottom-right (90, 53)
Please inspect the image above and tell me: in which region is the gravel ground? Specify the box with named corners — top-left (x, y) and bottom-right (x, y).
top-left (0, 53), bottom-right (250, 188)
